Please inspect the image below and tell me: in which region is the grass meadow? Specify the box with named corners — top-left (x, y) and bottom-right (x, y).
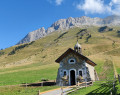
top-left (0, 86), bottom-right (59, 95)
top-left (69, 81), bottom-right (120, 95)
top-left (0, 64), bottom-right (58, 86)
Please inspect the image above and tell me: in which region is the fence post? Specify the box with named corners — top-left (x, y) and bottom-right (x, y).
top-left (61, 87), bottom-right (63, 95)
top-left (110, 89), bottom-right (112, 95)
top-left (38, 90), bottom-right (40, 95)
top-left (77, 81), bottom-right (79, 86)
top-left (76, 84), bottom-right (77, 90)
top-left (113, 82), bottom-right (115, 91)
top-left (118, 74), bottom-right (120, 84)
top-left (85, 82), bottom-right (87, 88)
top-left (26, 83), bottom-right (27, 94)
top-left (91, 81), bottom-right (93, 85)
top-left (61, 80), bottom-right (63, 95)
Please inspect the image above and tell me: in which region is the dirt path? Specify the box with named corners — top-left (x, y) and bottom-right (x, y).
top-left (41, 87), bottom-right (72, 95)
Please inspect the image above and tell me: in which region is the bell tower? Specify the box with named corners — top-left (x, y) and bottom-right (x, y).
top-left (74, 36), bottom-right (82, 54)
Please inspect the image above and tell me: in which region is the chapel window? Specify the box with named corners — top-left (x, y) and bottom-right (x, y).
top-left (68, 58), bottom-right (76, 64)
top-left (79, 71), bottom-right (82, 77)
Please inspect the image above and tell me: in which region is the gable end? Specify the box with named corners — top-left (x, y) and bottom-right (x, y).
top-left (55, 48), bottom-right (96, 66)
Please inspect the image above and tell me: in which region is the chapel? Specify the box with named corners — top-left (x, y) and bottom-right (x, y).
top-left (55, 41), bottom-right (99, 86)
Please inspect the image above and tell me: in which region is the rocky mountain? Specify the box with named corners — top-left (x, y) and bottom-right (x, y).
top-left (17, 15), bottom-right (120, 44)
top-left (17, 27), bottom-right (46, 44)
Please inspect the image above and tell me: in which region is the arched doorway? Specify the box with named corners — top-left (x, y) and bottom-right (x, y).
top-left (70, 70), bottom-right (76, 85)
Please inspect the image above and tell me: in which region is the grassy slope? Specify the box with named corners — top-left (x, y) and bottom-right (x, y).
top-left (0, 64), bottom-right (58, 86)
top-left (0, 26), bottom-right (120, 94)
top-left (0, 86), bottom-right (59, 95)
top-left (69, 81), bottom-right (120, 95)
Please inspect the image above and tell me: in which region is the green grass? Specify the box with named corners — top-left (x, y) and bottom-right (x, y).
top-left (0, 61), bottom-right (52, 73)
top-left (0, 64), bottom-right (58, 86)
top-left (117, 68), bottom-right (120, 74)
top-left (0, 86), bottom-right (59, 95)
top-left (69, 81), bottom-right (120, 95)
top-left (116, 84), bottom-right (120, 94)
top-left (94, 60), bottom-right (104, 75)
top-left (96, 59), bottom-right (114, 80)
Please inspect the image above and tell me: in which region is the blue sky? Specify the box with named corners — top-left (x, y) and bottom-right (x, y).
top-left (0, 0), bottom-right (120, 49)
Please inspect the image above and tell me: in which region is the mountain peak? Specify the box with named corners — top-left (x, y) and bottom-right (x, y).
top-left (17, 15), bottom-right (120, 44)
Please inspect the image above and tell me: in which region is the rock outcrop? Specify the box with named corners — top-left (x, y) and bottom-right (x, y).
top-left (18, 27), bottom-right (46, 44)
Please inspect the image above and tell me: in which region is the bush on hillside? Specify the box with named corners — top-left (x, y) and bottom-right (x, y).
top-left (98, 26), bottom-right (113, 32)
top-left (86, 34), bottom-right (92, 42)
top-left (54, 32), bottom-right (68, 41)
top-left (8, 41), bottom-right (35, 55)
top-left (0, 51), bottom-right (5, 56)
top-left (117, 30), bottom-right (120, 37)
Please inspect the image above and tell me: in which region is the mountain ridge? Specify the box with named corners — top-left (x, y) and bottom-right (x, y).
top-left (17, 15), bottom-right (120, 44)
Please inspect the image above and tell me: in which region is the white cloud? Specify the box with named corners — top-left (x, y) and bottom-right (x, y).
top-left (55, 0), bottom-right (63, 5)
top-left (111, 0), bottom-right (120, 4)
top-left (77, 0), bottom-right (109, 14)
top-left (77, 0), bottom-right (120, 15)
top-left (109, 0), bottom-right (120, 15)
top-left (109, 0), bottom-right (120, 6)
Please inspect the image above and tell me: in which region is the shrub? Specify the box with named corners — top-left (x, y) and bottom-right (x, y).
top-left (0, 51), bottom-right (5, 56)
top-left (8, 41), bottom-right (35, 55)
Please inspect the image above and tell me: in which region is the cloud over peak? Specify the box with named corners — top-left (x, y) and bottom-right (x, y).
top-left (77, 0), bottom-right (106, 14)
top-left (77, 0), bottom-right (120, 15)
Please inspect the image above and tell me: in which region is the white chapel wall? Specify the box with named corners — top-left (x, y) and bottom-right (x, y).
top-left (86, 63), bottom-right (95, 81)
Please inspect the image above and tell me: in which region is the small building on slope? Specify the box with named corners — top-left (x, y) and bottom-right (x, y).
top-left (55, 42), bottom-right (99, 86)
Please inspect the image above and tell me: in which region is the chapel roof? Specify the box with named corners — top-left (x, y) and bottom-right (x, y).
top-left (55, 48), bottom-right (97, 66)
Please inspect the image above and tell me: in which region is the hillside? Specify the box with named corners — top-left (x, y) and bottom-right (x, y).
top-left (0, 26), bottom-right (120, 67)
top-left (0, 26), bottom-right (120, 72)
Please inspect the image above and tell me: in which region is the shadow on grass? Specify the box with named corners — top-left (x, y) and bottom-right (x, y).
top-left (22, 81), bottom-right (56, 87)
top-left (87, 82), bottom-right (119, 95)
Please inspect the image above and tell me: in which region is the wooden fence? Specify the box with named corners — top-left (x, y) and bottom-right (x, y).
top-left (62, 81), bottom-right (93, 95)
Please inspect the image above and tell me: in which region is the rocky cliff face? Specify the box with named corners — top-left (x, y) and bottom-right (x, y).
top-left (17, 15), bottom-right (120, 44)
top-left (18, 27), bottom-right (46, 44)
